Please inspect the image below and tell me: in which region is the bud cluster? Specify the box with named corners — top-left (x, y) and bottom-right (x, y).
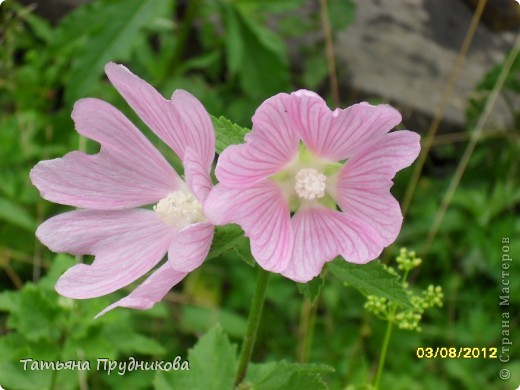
top-left (364, 248), bottom-right (443, 332)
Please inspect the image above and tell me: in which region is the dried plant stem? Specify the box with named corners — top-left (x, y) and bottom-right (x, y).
top-left (424, 33), bottom-right (520, 252)
top-left (319, 0), bottom-right (340, 106)
top-left (4, 262), bottom-right (23, 289)
top-left (401, 0), bottom-right (488, 217)
top-left (234, 267), bottom-right (270, 386)
top-left (430, 129), bottom-right (517, 146)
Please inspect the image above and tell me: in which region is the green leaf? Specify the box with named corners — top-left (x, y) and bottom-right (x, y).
top-left (154, 325), bottom-right (237, 390)
top-left (181, 305), bottom-right (247, 338)
top-left (22, 7), bottom-right (53, 43)
top-left (99, 321), bottom-right (167, 356)
top-left (221, 3), bottom-right (244, 76)
top-left (211, 115), bottom-right (250, 154)
top-left (0, 197), bottom-right (36, 231)
top-left (0, 362), bottom-right (52, 390)
top-left (224, 5), bottom-right (291, 98)
top-left (234, 0), bottom-right (305, 13)
top-left (285, 372), bottom-right (329, 390)
top-left (37, 254), bottom-right (76, 291)
top-left (0, 290), bottom-right (20, 313)
top-left (0, 333), bottom-right (32, 360)
top-left (207, 224), bottom-right (254, 267)
top-left (296, 276), bottom-right (325, 305)
top-left (328, 0), bottom-right (356, 31)
top-left (328, 259), bottom-right (413, 308)
top-left (300, 53), bottom-right (329, 89)
top-left (8, 285), bottom-right (62, 341)
top-left (245, 361), bottom-right (333, 389)
top-left (64, 0), bottom-right (173, 103)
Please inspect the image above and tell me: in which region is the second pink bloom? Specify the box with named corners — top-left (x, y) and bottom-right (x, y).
top-left (206, 90), bottom-right (421, 282)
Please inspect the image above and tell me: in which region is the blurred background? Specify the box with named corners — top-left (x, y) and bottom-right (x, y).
top-left (0, 0), bottom-right (519, 389)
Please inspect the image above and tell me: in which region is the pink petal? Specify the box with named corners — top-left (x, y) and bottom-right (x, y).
top-left (95, 264), bottom-right (187, 317)
top-left (287, 90), bottom-right (403, 161)
top-left (168, 222), bottom-right (214, 272)
top-left (282, 207), bottom-right (385, 283)
top-left (215, 93), bottom-right (299, 188)
top-left (205, 181), bottom-right (293, 273)
top-left (184, 148), bottom-right (213, 203)
top-left (334, 130), bottom-right (420, 244)
top-left (105, 63), bottom-right (215, 169)
top-left (36, 209), bottom-right (176, 298)
top-left (30, 98), bottom-right (180, 209)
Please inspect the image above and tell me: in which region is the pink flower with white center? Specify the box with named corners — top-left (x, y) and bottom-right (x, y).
top-left (30, 63), bottom-right (215, 316)
top-left (205, 90), bottom-right (421, 283)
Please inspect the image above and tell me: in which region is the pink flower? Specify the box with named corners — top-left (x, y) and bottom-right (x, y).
top-left (30, 63), bottom-right (215, 316)
top-left (206, 90), bottom-right (420, 283)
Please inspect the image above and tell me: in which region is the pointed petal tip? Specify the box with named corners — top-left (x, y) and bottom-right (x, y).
top-left (95, 298), bottom-right (155, 319)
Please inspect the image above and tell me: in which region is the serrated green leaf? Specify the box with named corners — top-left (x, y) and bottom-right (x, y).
top-left (285, 372), bottom-right (329, 390)
top-left (154, 325), bottom-right (237, 390)
top-left (207, 224), bottom-right (254, 266)
top-left (0, 334), bottom-right (33, 361)
top-left (245, 361), bottom-right (333, 390)
top-left (211, 115), bottom-right (250, 154)
top-left (64, 0), bottom-right (173, 103)
top-left (296, 276), bottom-right (324, 305)
top-left (0, 197), bottom-right (36, 231)
top-left (8, 285), bottom-right (62, 341)
top-left (37, 254), bottom-right (76, 291)
top-left (233, 236), bottom-right (254, 267)
top-left (328, 259), bottom-right (413, 308)
top-left (0, 290), bottom-right (20, 313)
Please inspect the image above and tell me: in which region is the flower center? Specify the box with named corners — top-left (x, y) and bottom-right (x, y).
top-left (154, 191), bottom-right (204, 227)
top-left (294, 168), bottom-right (327, 200)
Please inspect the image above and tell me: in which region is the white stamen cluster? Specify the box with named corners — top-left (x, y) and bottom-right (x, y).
top-left (154, 191), bottom-right (204, 227)
top-left (294, 168), bottom-right (327, 200)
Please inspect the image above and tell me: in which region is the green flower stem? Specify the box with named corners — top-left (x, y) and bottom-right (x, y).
top-left (297, 298), bottom-right (319, 363)
top-left (374, 307), bottom-right (396, 390)
top-left (374, 269), bottom-right (410, 389)
top-left (234, 267), bottom-right (271, 387)
top-left (49, 365), bottom-right (58, 390)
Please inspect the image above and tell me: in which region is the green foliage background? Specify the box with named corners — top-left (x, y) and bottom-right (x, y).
top-left (0, 0), bottom-right (519, 389)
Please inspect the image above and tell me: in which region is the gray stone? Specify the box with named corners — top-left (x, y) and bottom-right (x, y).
top-left (335, 0), bottom-right (518, 127)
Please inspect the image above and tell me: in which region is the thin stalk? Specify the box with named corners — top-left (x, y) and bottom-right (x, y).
top-left (3, 262), bottom-right (23, 289)
top-left (423, 33), bottom-right (520, 252)
top-left (234, 267), bottom-right (270, 387)
top-left (297, 298), bottom-right (319, 363)
top-left (49, 367), bottom-right (58, 390)
top-left (401, 0), bottom-right (488, 217)
top-left (373, 268), bottom-right (411, 388)
top-left (373, 308), bottom-right (396, 390)
top-left (319, 0), bottom-right (340, 106)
